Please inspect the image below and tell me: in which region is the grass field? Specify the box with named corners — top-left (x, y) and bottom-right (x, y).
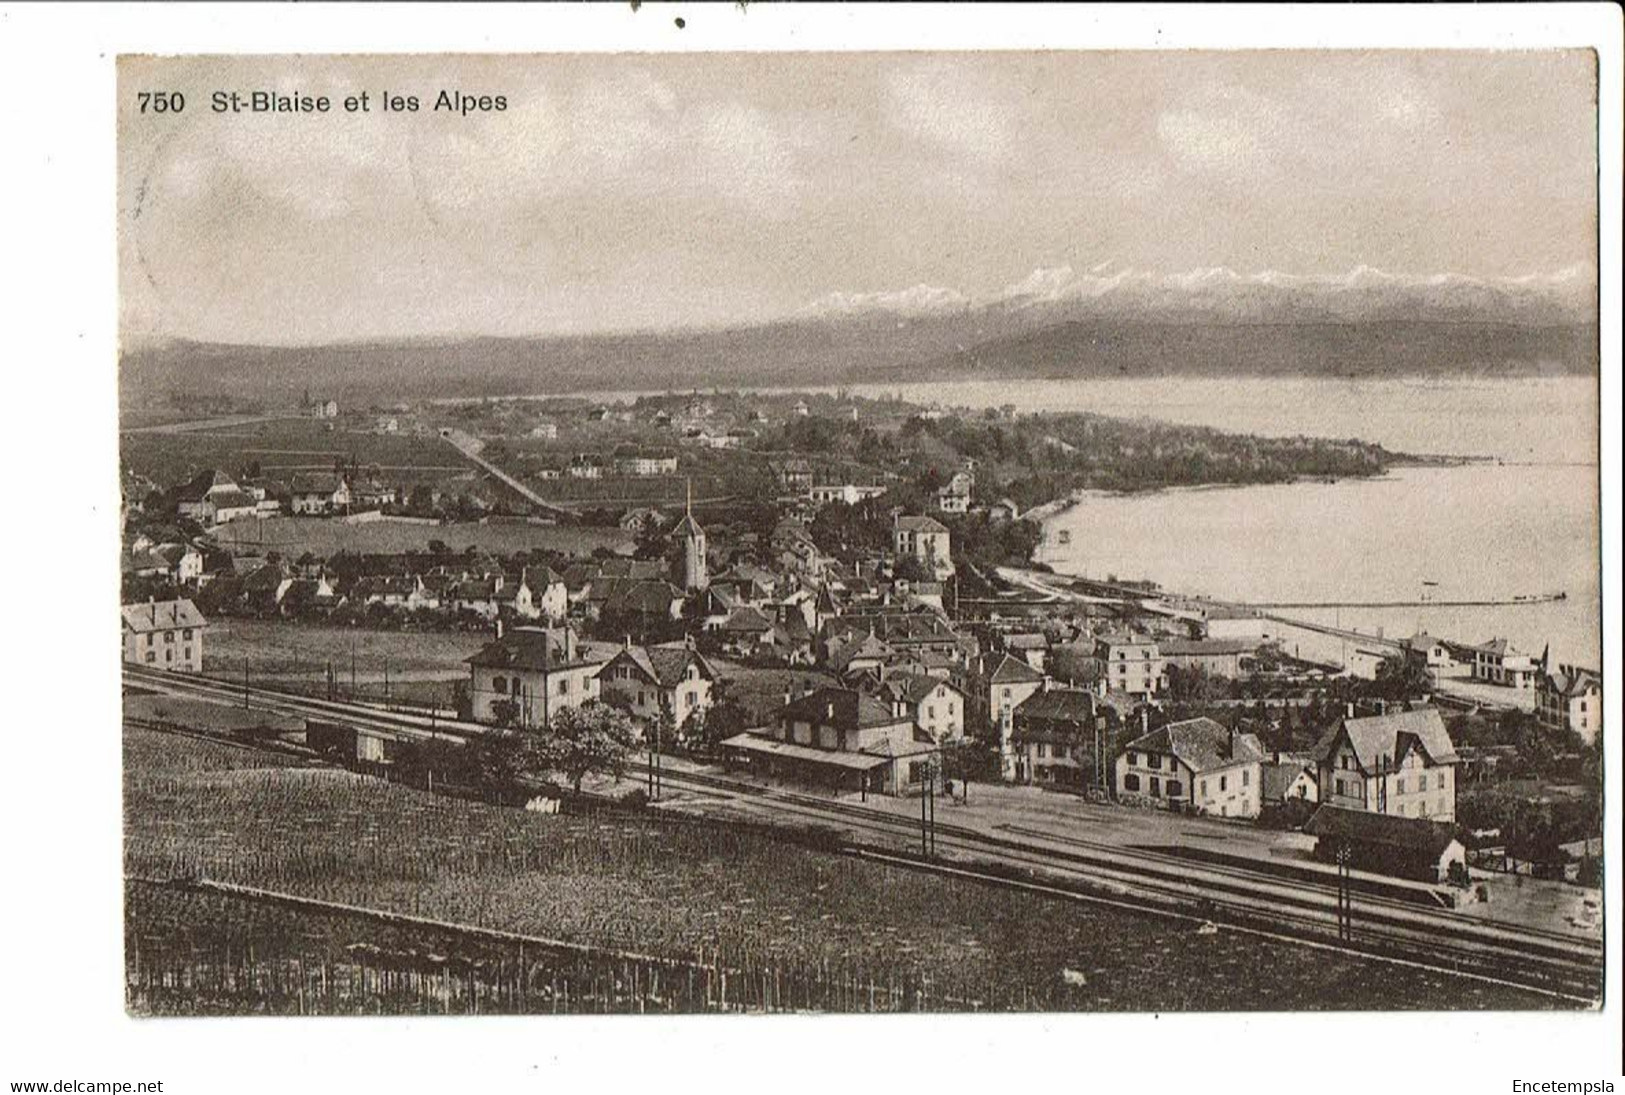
top-left (121, 417), bottom-right (469, 491)
top-left (123, 724), bottom-right (1558, 1012)
top-left (205, 619), bottom-right (486, 678)
top-left (209, 515), bottom-right (632, 559)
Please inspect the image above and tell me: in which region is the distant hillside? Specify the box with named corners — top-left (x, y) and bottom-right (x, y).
top-left (118, 319), bottom-right (1596, 406)
top-left (905, 319), bottom-right (1599, 384)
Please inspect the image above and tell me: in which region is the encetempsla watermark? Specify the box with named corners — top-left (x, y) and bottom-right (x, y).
top-left (1511, 1084), bottom-right (1615, 1094)
top-left (9, 1083), bottom-right (163, 1093)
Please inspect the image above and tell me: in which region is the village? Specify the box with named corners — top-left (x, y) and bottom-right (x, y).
top-left (120, 388), bottom-right (1604, 944)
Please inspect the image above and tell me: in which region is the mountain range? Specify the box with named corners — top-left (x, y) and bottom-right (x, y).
top-left (120, 265), bottom-right (1598, 403)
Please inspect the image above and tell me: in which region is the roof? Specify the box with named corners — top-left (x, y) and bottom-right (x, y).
top-left (1303, 805), bottom-right (1461, 858)
top-left (1261, 759), bottom-right (1316, 801)
top-left (605, 644), bottom-right (717, 687)
top-left (121, 599), bottom-right (206, 633)
top-left (989, 653), bottom-right (1045, 685)
top-left (720, 605), bottom-right (775, 634)
top-left (1313, 708), bottom-right (1459, 771)
top-left (209, 490), bottom-right (258, 511)
top-left (883, 672), bottom-right (965, 706)
top-left (1542, 668), bottom-right (1602, 698)
top-left (895, 515), bottom-right (948, 534)
top-left (1013, 687), bottom-right (1100, 725)
top-left (1160, 638), bottom-right (1254, 656)
top-left (829, 632), bottom-right (895, 673)
top-left (289, 472), bottom-right (345, 495)
top-left (719, 733), bottom-right (882, 769)
top-left (467, 627), bottom-right (594, 672)
top-left (780, 687), bottom-right (909, 731)
top-left (1125, 717), bottom-right (1264, 774)
top-left (174, 468), bottom-right (236, 503)
top-left (1004, 632), bottom-right (1049, 651)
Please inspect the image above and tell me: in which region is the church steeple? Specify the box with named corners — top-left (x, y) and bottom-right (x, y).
top-left (675, 478), bottom-right (708, 591)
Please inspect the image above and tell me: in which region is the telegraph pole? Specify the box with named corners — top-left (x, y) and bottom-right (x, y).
top-left (1336, 841), bottom-right (1354, 941)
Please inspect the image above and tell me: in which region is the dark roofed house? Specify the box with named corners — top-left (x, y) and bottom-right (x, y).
top-left (465, 625), bottom-right (607, 729)
top-left (721, 686), bottom-right (937, 798)
top-left (1117, 717), bottom-right (1266, 818)
top-left (598, 641), bottom-right (718, 728)
top-left (1313, 707), bottom-right (1459, 822)
top-left (1011, 687), bottom-right (1109, 789)
top-left (121, 598), bottom-right (207, 673)
top-left (1303, 804), bottom-right (1466, 884)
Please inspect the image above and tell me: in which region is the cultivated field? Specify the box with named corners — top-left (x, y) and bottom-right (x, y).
top-left (209, 515), bottom-right (631, 559)
top-left (123, 724), bottom-right (1557, 1012)
top-left (204, 620), bottom-right (486, 678)
top-left (120, 417), bottom-right (469, 490)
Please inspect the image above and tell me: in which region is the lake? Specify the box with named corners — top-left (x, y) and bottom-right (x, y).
top-left (859, 376), bottom-right (1601, 667)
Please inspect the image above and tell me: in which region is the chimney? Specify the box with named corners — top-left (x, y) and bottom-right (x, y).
top-left (1346, 702), bottom-right (1355, 718)
top-left (624, 634), bottom-right (633, 652)
top-left (495, 618), bottom-right (504, 640)
top-left (1227, 726), bottom-right (1236, 760)
top-left (783, 689), bottom-right (792, 707)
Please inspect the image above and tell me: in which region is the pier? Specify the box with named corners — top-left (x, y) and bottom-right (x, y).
top-left (1241, 593), bottom-right (1566, 610)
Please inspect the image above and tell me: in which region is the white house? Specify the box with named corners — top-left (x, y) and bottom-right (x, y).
top-left (1314, 707), bottom-right (1460, 822)
top-left (122, 598), bottom-right (206, 674)
top-left (465, 626), bottom-right (605, 729)
top-left (1117, 717), bottom-right (1266, 818)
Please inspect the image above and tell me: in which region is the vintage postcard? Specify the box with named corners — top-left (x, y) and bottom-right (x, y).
top-left (116, 45), bottom-right (1604, 1020)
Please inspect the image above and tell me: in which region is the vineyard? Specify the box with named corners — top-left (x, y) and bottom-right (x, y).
top-left (124, 725), bottom-right (1559, 1013)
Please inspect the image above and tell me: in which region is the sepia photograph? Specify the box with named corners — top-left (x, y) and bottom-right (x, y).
top-left (111, 45), bottom-right (1609, 1018)
top-left (3, 5), bottom-right (1622, 1093)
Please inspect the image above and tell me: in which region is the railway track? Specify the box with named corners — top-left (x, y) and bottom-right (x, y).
top-left (124, 665), bottom-right (1603, 1001)
top-left (646, 767), bottom-right (1599, 1000)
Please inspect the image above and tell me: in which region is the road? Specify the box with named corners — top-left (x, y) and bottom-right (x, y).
top-left (439, 429), bottom-right (578, 520)
top-left (120, 413), bottom-right (306, 435)
top-left (123, 664), bottom-right (1602, 1002)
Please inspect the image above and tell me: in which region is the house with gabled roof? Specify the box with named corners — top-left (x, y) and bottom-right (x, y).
top-left (1465, 637), bottom-right (1538, 689)
top-left (720, 686), bottom-right (937, 797)
top-left (121, 598), bottom-right (206, 673)
top-left (1118, 717), bottom-right (1266, 817)
top-left (598, 641), bottom-right (718, 728)
top-left (866, 671), bottom-right (968, 744)
top-left (988, 653), bottom-right (1046, 776)
top-left (893, 513), bottom-right (953, 578)
top-left (1313, 707), bottom-right (1460, 822)
top-left (1536, 657), bottom-right (1602, 745)
top-left (465, 625), bottom-right (605, 729)
top-left (1012, 687), bottom-right (1110, 788)
top-left (289, 472), bottom-right (353, 516)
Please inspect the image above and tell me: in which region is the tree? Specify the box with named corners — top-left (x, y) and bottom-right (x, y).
top-left (489, 697), bottom-right (521, 728)
top-left (537, 701), bottom-right (642, 795)
top-left (1166, 664), bottom-right (1229, 704)
top-left (471, 728), bottom-right (532, 798)
top-left (684, 684), bottom-right (749, 756)
top-left (1370, 654), bottom-right (1432, 702)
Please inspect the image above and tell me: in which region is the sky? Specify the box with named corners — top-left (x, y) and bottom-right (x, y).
top-left (118, 50), bottom-right (1599, 344)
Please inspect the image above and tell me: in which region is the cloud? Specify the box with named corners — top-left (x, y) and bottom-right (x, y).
top-left (885, 61), bottom-right (1014, 166)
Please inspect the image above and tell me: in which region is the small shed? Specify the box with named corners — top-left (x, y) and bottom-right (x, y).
top-left (1304, 804), bottom-right (1465, 884)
